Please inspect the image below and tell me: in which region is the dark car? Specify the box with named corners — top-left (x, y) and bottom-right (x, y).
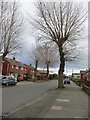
top-left (64, 79), bottom-right (70, 84)
top-left (2, 76), bottom-right (17, 86)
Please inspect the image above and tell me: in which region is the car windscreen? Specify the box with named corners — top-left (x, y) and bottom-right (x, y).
top-left (2, 77), bottom-right (7, 79)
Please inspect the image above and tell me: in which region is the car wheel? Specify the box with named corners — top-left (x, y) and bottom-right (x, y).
top-left (6, 83), bottom-right (9, 86)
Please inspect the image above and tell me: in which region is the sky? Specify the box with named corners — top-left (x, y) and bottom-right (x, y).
top-left (6, 0), bottom-right (89, 75)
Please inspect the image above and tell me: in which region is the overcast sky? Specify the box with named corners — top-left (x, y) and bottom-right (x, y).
top-left (6, 0), bottom-right (89, 75)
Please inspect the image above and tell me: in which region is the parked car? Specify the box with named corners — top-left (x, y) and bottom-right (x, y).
top-left (0, 75), bottom-right (3, 85)
top-left (64, 79), bottom-right (70, 84)
top-left (17, 76), bottom-right (24, 82)
top-left (2, 76), bottom-right (17, 86)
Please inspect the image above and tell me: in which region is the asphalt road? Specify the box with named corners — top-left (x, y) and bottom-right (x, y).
top-left (8, 81), bottom-right (88, 118)
top-left (2, 80), bottom-right (58, 115)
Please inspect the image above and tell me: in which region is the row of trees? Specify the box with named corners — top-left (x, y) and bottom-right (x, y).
top-left (0, 1), bottom-right (87, 88)
top-left (30, 2), bottom-right (87, 88)
top-left (32, 42), bottom-right (59, 78)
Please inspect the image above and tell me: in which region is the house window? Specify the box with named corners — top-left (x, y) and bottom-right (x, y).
top-left (14, 65), bottom-right (16, 68)
top-left (12, 65), bottom-right (14, 68)
top-left (16, 66), bottom-right (19, 69)
top-left (21, 67), bottom-right (24, 70)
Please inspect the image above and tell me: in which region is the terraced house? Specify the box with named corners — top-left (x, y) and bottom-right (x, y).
top-left (2, 57), bottom-right (34, 79)
top-left (2, 57), bottom-right (27, 77)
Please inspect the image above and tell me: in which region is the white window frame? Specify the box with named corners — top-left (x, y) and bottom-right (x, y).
top-left (16, 66), bottom-right (19, 69)
top-left (12, 65), bottom-right (14, 68)
top-left (21, 67), bottom-right (24, 70)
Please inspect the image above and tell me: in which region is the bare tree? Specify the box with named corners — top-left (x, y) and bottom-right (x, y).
top-left (39, 43), bottom-right (59, 78)
top-left (29, 2), bottom-right (87, 88)
top-left (29, 42), bottom-right (43, 77)
top-left (0, 1), bottom-right (23, 59)
top-left (32, 45), bottom-right (42, 71)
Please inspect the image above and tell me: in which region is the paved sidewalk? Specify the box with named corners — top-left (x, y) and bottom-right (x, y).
top-left (7, 81), bottom-right (88, 118)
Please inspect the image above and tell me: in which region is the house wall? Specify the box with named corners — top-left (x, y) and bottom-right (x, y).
top-left (80, 71), bottom-right (87, 80)
top-left (2, 60), bottom-right (27, 77)
top-left (86, 71), bottom-right (90, 81)
top-left (2, 58), bottom-right (35, 79)
top-left (26, 67), bottom-right (34, 79)
top-left (2, 60), bottom-right (9, 75)
top-left (8, 65), bottom-right (27, 77)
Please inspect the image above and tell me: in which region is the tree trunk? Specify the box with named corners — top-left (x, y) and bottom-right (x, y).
top-left (2, 51), bottom-right (8, 60)
top-left (58, 46), bottom-right (65, 88)
top-left (34, 61), bottom-right (38, 76)
top-left (46, 63), bottom-right (49, 78)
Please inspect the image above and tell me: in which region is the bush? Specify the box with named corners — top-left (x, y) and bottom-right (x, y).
top-left (24, 74), bottom-right (30, 81)
top-left (49, 74), bottom-right (58, 80)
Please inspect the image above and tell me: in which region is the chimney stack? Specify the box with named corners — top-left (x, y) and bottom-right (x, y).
top-left (13, 56), bottom-right (15, 61)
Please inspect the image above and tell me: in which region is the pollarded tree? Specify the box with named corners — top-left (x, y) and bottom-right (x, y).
top-left (29, 2), bottom-right (87, 88)
top-left (29, 40), bottom-right (44, 77)
top-left (38, 43), bottom-right (59, 78)
top-left (0, 1), bottom-right (23, 59)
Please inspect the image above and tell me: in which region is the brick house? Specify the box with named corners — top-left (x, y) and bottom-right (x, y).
top-left (2, 57), bottom-right (27, 78)
top-left (36, 70), bottom-right (47, 80)
top-left (86, 69), bottom-right (90, 81)
top-left (80, 70), bottom-right (87, 80)
top-left (80, 70), bottom-right (90, 81)
top-left (25, 64), bottom-right (34, 80)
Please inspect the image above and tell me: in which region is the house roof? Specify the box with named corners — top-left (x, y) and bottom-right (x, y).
top-left (37, 70), bottom-right (47, 74)
top-left (4, 57), bottom-right (26, 67)
top-left (80, 70), bottom-right (86, 73)
top-left (25, 64), bottom-right (34, 70)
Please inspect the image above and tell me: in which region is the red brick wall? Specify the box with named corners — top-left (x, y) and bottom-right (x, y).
top-left (8, 65), bottom-right (27, 76)
top-left (26, 67), bottom-right (34, 77)
top-left (80, 71), bottom-right (87, 80)
top-left (2, 60), bottom-right (27, 76)
top-left (2, 61), bottom-right (9, 75)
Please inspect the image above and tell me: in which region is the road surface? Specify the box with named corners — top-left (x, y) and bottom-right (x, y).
top-left (2, 80), bottom-right (57, 116)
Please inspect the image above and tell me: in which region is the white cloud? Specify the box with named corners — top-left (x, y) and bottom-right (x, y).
top-left (4, 0), bottom-right (88, 74)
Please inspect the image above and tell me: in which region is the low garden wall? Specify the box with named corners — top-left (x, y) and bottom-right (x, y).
top-left (82, 84), bottom-right (90, 96)
top-left (72, 79), bottom-right (90, 96)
